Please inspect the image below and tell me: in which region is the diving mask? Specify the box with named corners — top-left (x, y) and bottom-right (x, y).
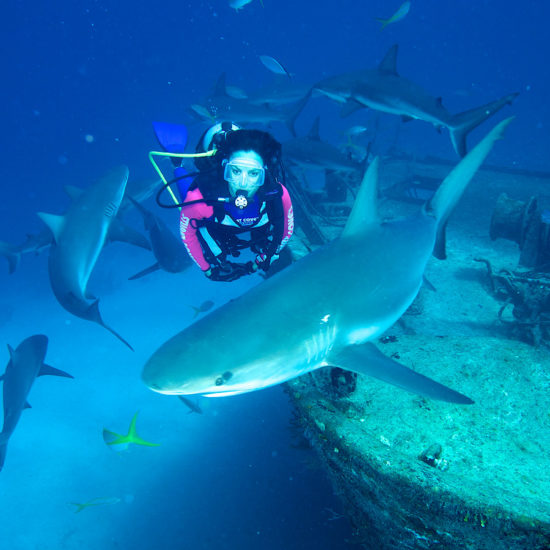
top-left (224, 152), bottom-right (266, 198)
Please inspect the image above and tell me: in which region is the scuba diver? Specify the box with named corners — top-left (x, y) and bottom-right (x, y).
top-left (151, 122), bottom-right (294, 282)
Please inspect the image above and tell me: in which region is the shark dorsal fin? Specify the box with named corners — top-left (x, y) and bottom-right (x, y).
top-left (308, 116), bottom-right (321, 140)
top-left (7, 344), bottom-right (15, 362)
top-left (342, 157), bottom-right (380, 238)
top-left (64, 185), bottom-right (84, 201)
top-left (213, 73), bottom-right (228, 97)
top-left (36, 212), bottom-right (65, 244)
top-left (378, 44), bottom-right (399, 76)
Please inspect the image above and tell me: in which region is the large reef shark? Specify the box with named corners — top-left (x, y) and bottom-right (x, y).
top-left (142, 118), bottom-right (512, 402)
top-left (0, 335), bottom-right (73, 471)
top-left (313, 44), bottom-right (517, 157)
top-left (127, 197), bottom-right (191, 280)
top-left (37, 166), bottom-right (133, 349)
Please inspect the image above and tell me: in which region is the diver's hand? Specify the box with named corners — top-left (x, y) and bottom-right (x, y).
top-left (254, 253), bottom-right (279, 272)
top-left (205, 262), bottom-right (253, 282)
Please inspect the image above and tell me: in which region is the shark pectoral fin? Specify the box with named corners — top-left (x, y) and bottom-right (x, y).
top-left (36, 212), bottom-right (65, 244)
top-left (39, 363), bottom-right (74, 379)
top-left (128, 263), bottom-right (160, 281)
top-left (340, 100), bottom-right (364, 118)
top-left (331, 342), bottom-right (474, 404)
top-left (87, 300), bottom-right (134, 351)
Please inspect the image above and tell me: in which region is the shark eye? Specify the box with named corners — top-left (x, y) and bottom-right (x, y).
top-left (215, 371), bottom-right (233, 386)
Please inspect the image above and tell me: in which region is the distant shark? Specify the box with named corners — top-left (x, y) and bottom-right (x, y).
top-left (313, 44), bottom-right (517, 156)
top-left (0, 335), bottom-right (73, 471)
top-left (142, 117), bottom-right (513, 403)
top-left (127, 197), bottom-right (191, 280)
top-left (37, 166), bottom-right (133, 349)
top-left (191, 73), bottom-right (310, 136)
top-left (283, 116), bottom-right (364, 175)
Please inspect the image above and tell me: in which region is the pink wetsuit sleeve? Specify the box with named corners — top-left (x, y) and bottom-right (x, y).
top-left (179, 188), bottom-right (214, 271)
top-left (277, 184), bottom-right (294, 253)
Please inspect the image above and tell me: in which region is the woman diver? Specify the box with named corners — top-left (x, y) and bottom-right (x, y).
top-left (154, 122), bottom-right (294, 282)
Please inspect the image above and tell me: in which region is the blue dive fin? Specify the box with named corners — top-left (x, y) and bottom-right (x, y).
top-left (152, 121), bottom-right (188, 154)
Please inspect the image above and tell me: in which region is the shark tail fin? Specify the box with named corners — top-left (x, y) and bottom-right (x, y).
top-left (0, 242), bottom-right (21, 274)
top-left (426, 117), bottom-right (514, 259)
top-left (87, 300), bottom-right (134, 351)
top-left (342, 157), bottom-right (380, 238)
top-left (285, 89), bottom-right (312, 137)
top-left (449, 93), bottom-right (518, 157)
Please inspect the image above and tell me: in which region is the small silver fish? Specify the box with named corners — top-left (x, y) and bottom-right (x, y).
top-left (69, 497), bottom-right (121, 513)
top-left (376, 1), bottom-right (411, 30)
top-left (259, 55), bottom-right (292, 78)
top-left (344, 125), bottom-right (368, 136)
top-left (229, 0), bottom-right (253, 11)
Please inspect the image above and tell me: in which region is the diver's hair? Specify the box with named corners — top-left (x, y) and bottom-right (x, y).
top-left (217, 129), bottom-right (282, 167)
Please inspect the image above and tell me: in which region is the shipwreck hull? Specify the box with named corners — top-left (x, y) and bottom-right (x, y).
top-left (286, 157), bottom-right (550, 549)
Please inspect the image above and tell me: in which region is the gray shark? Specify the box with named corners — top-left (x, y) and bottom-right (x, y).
top-left (247, 76), bottom-right (312, 108)
top-left (0, 335), bottom-right (73, 471)
top-left (314, 44), bottom-right (517, 157)
top-left (37, 166), bottom-right (133, 349)
top-left (282, 116), bottom-right (364, 175)
top-left (142, 117), bottom-right (513, 403)
top-left (191, 73), bottom-right (310, 136)
top-left (127, 197), bottom-right (191, 280)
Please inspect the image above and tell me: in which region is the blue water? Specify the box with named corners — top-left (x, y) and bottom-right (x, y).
top-left (0, 1), bottom-right (547, 548)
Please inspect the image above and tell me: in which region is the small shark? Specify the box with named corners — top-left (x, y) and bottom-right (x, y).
top-left (127, 197), bottom-right (191, 280)
top-left (102, 412), bottom-right (160, 452)
top-left (191, 74), bottom-right (310, 136)
top-left (37, 166), bottom-right (133, 349)
top-left (247, 76), bottom-right (311, 108)
top-left (282, 116), bottom-right (364, 176)
top-left (313, 44), bottom-right (518, 156)
top-left (178, 395), bottom-right (203, 414)
top-left (142, 117), bottom-right (513, 402)
top-left (0, 335), bottom-right (73, 471)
